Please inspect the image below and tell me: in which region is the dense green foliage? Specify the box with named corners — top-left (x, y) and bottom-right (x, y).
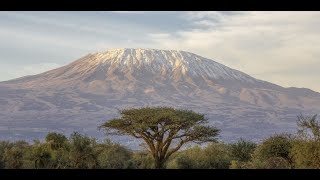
top-left (167, 143), bottom-right (231, 169)
top-left (0, 132), bottom-right (133, 169)
top-left (96, 140), bottom-right (133, 169)
top-left (0, 110), bottom-right (319, 169)
top-left (228, 139), bottom-right (256, 169)
top-left (248, 134), bottom-right (294, 169)
top-left (290, 114), bottom-right (320, 168)
top-left (100, 107), bottom-right (220, 168)
top-left (290, 139), bottom-right (320, 168)
top-left (230, 139), bottom-right (256, 162)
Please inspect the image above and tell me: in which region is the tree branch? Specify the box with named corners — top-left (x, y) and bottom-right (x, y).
top-left (164, 137), bottom-right (193, 160)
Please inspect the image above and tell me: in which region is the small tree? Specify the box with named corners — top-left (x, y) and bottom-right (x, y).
top-left (202, 143), bottom-right (232, 169)
top-left (3, 141), bottom-right (29, 169)
top-left (168, 143), bottom-right (231, 169)
top-left (251, 134), bottom-right (293, 169)
top-left (69, 132), bottom-right (98, 168)
top-left (297, 114), bottom-right (320, 141)
top-left (29, 143), bottom-right (53, 169)
top-left (96, 140), bottom-right (132, 169)
top-left (100, 107), bottom-right (220, 169)
top-left (291, 114), bottom-right (320, 168)
top-left (45, 132), bottom-right (68, 150)
top-left (230, 138), bottom-right (256, 162)
top-left (0, 141), bottom-right (10, 168)
top-left (3, 147), bottom-right (24, 169)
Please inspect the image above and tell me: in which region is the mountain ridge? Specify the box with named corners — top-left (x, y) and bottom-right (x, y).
top-left (3, 48), bottom-right (258, 83)
top-left (0, 48), bottom-right (319, 146)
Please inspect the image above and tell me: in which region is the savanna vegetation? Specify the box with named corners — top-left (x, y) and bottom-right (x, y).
top-left (0, 107), bottom-right (319, 169)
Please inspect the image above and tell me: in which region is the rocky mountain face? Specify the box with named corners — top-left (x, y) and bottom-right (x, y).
top-left (0, 48), bottom-right (319, 147)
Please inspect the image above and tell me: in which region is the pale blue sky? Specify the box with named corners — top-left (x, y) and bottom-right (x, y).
top-left (0, 11), bottom-right (319, 92)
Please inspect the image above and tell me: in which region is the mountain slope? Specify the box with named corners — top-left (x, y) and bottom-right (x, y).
top-left (0, 48), bottom-right (319, 147)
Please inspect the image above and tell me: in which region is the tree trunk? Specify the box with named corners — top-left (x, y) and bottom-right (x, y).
top-left (155, 159), bottom-right (165, 169)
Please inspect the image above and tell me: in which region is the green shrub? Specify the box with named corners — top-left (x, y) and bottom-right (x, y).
top-left (291, 139), bottom-right (320, 169)
top-left (169, 143), bottom-right (231, 169)
top-left (250, 134), bottom-right (293, 169)
top-left (96, 140), bottom-right (132, 169)
top-left (230, 138), bottom-right (256, 162)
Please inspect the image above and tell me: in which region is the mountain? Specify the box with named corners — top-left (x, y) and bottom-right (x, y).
top-left (0, 48), bottom-right (319, 147)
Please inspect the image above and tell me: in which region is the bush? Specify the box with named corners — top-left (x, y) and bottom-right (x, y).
top-left (250, 134), bottom-right (293, 169)
top-left (203, 143), bottom-right (231, 168)
top-left (265, 157), bottom-right (290, 169)
top-left (291, 114), bottom-right (320, 168)
top-left (45, 132), bottom-right (68, 150)
top-left (291, 139), bottom-right (320, 169)
top-left (0, 141), bottom-right (10, 168)
top-left (230, 139), bottom-right (256, 162)
top-left (3, 147), bottom-right (24, 169)
top-left (68, 132), bottom-right (98, 168)
top-left (170, 146), bottom-right (203, 169)
top-left (130, 151), bottom-right (154, 169)
top-left (168, 143), bottom-right (231, 169)
top-left (96, 140), bottom-right (132, 169)
top-left (26, 143), bottom-right (53, 169)
top-left (2, 141), bottom-right (29, 169)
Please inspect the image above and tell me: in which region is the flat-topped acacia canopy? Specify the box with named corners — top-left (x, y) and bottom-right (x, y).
top-left (99, 107), bottom-right (220, 169)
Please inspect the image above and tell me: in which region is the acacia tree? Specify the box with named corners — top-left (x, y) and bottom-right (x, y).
top-left (291, 114), bottom-right (320, 168)
top-left (99, 107), bottom-right (220, 169)
top-left (297, 114), bottom-right (320, 141)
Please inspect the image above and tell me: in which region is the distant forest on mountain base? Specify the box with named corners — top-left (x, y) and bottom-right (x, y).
top-left (0, 107), bottom-right (319, 169)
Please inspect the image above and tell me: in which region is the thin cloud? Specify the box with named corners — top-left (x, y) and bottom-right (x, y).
top-left (148, 11), bottom-right (320, 91)
top-left (0, 11), bottom-right (319, 92)
top-left (108, 11), bottom-right (146, 14)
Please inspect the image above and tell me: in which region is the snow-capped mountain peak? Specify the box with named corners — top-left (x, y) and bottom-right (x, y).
top-left (77, 48), bottom-right (257, 83)
top-left (0, 48), bottom-right (319, 145)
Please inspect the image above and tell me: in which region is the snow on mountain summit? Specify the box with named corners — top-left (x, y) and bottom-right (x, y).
top-left (1, 48), bottom-right (320, 144)
top-left (80, 48), bottom-right (257, 83)
top-left (4, 48), bottom-right (263, 90)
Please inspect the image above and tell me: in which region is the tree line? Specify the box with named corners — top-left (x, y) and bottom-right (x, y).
top-left (0, 107), bottom-right (319, 169)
